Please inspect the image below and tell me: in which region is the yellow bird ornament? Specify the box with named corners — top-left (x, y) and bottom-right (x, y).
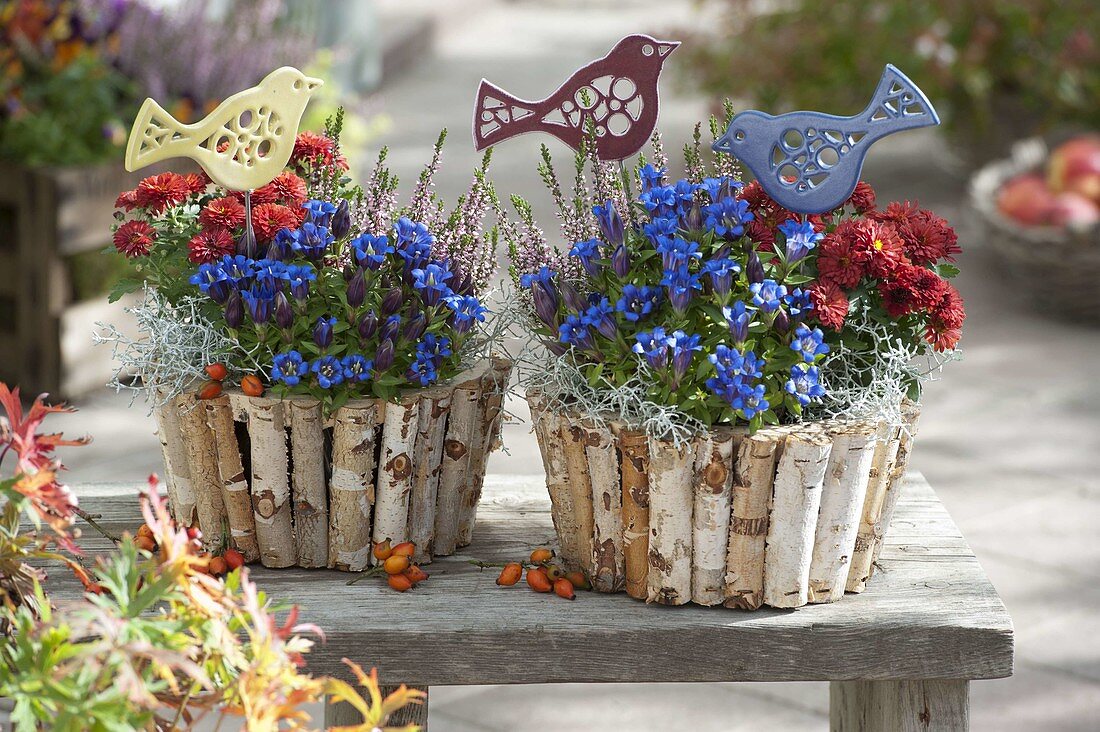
top-left (124, 66), bottom-right (323, 192)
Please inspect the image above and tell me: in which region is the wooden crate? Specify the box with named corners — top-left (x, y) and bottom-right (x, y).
top-left (0, 161), bottom-right (146, 397)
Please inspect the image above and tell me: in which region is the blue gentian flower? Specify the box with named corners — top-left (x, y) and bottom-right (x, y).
top-left (778, 219), bottom-right (823, 263)
top-left (702, 257), bottom-right (741, 296)
top-left (411, 263), bottom-right (454, 306)
top-left (582, 297), bottom-right (617, 340)
top-left (643, 214), bottom-right (678, 244)
top-left (242, 284), bottom-right (275, 324)
top-left (592, 201), bottom-right (625, 247)
top-left (559, 313), bottom-right (594, 350)
top-left (701, 176), bottom-right (741, 202)
top-left (218, 254), bottom-right (254, 286)
top-left (285, 264), bottom-right (316, 301)
top-left (519, 266), bottom-right (556, 290)
top-left (786, 365), bottom-right (826, 406)
top-left (569, 237), bottom-right (604, 276)
top-left (190, 263), bottom-right (232, 303)
top-left (615, 284), bottom-right (662, 322)
top-left (531, 281), bottom-right (560, 327)
top-left (289, 222), bottom-right (333, 261)
top-left (407, 358), bottom-right (439, 387)
top-left (393, 218), bottom-right (435, 270)
top-left (660, 265), bottom-right (702, 314)
top-left (310, 355), bottom-right (344, 389)
top-left (639, 164), bottom-right (666, 191)
top-left (269, 228), bottom-right (296, 260)
top-left (668, 330), bottom-right (702, 384)
top-left (784, 287), bottom-right (814, 320)
top-left (672, 179), bottom-right (698, 213)
top-left (632, 327), bottom-right (670, 370)
top-left (271, 350), bottom-right (308, 386)
top-left (738, 384), bottom-right (770, 419)
top-left (790, 324), bottom-right (830, 363)
top-left (639, 185), bottom-right (677, 214)
top-left (704, 196), bottom-right (753, 238)
top-left (445, 294), bottom-right (487, 335)
top-left (351, 233), bottom-right (394, 270)
top-left (722, 300), bottom-right (752, 344)
top-left (313, 316), bottom-right (336, 350)
top-left (656, 237), bottom-right (701, 271)
top-left (749, 279), bottom-right (787, 313)
top-left (342, 354), bottom-right (374, 384)
top-left (252, 259), bottom-right (288, 289)
top-left (738, 350), bottom-right (765, 379)
top-left (303, 199), bottom-right (337, 225)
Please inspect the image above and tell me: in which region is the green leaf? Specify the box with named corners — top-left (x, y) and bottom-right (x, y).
top-left (106, 277), bottom-right (142, 303)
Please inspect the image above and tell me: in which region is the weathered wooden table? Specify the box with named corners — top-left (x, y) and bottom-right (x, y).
top-left (59, 473), bottom-right (1012, 730)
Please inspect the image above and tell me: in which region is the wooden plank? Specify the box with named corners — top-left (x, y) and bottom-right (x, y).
top-left (830, 679), bottom-right (969, 731)
top-left (53, 473), bottom-right (1014, 686)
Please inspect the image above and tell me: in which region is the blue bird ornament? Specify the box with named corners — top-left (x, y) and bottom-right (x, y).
top-left (713, 64), bottom-right (940, 214)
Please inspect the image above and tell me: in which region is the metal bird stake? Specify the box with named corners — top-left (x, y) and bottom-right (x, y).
top-left (124, 66), bottom-right (323, 253)
top-left (713, 64), bottom-right (940, 215)
top-left (473, 34), bottom-right (679, 161)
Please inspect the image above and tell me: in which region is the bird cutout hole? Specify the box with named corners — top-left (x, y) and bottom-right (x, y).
top-left (473, 34), bottom-right (680, 161)
top-left (713, 64), bottom-right (940, 214)
top-left (125, 66), bottom-right (323, 192)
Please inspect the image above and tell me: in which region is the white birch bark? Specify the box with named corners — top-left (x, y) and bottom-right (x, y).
top-left (529, 394), bottom-right (584, 570)
top-left (177, 394), bottom-right (227, 552)
top-left (582, 419), bottom-right (623, 593)
top-left (846, 420), bottom-right (903, 593)
top-left (457, 357), bottom-right (511, 547)
top-left (646, 436), bottom-right (696, 605)
top-left (244, 396), bottom-right (295, 567)
top-left (807, 424), bottom-right (877, 603)
top-left (434, 377), bottom-right (481, 556)
top-left (407, 389), bottom-right (451, 563)
top-left (870, 403), bottom-right (922, 567)
top-left (724, 428), bottom-right (783, 610)
top-left (372, 397), bottom-right (420, 549)
top-left (288, 398), bottom-right (327, 568)
top-left (615, 426), bottom-right (651, 600)
top-left (560, 412), bottom-right (595, 576)
top-left (205, 395), bottom-right (258, 562)
top-left (691, 428), bottom-right (736, 606)
top-left (328, 402), bottom-right (377, 571)
top-left (154, 393), bottom-right (195, 527)
top-left (762, 428), bottom-right (832, 608)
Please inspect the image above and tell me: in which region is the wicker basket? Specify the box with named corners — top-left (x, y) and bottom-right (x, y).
top-left (970, 138), bottom-right (1100, 324)
top-left (155, 358), bottom-right (511, 570)
top-left (527, 392), bottom-right (920, 610)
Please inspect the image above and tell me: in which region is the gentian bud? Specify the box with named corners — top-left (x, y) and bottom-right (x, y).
top-left (746, 250), bottom-right (765, 284)
top-left (611, 244), bottom-right (631, 279)
top-left (331, 199), bottom-right (351, 240)
top-left (593, 201), bottom-right (624, 247)
top-left (224, 291), bottom-right (243, 328)
top-left (274, 291), bottom-right (294, 329)
top-left (313, 316), bottom-right (335, 350)
top-left (237, 223), bottom-right (257, 259)
top-left (374, 339), bottom-right (395, 371)
top-left (347, 268), bottom-right (366, 308)
top-left (684, 200), bottom-right (704, 231)
top-left (381, 287), bottom-right (403, 316)
top-left (403, 312), bottom-right (427, 341)
top-left (546, 340), bottom-right (568, 356)
top-left (357, 311), bottom-right (378, 340)
top-left (207, 279), bottom-right (230, 305)
top-left (773, 308), bottom-right (790, 335)
top-left (532, 283), bottom-right (559, 328)
top-left (559, 280), bottom-right (587, 314)
top-left (724, 301), bottom-right (751, 345)
top-left (380, 314), bottom-right (401, 341)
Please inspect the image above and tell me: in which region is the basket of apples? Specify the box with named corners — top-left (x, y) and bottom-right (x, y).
top-left (971, 135), bottom-right (1100, 322)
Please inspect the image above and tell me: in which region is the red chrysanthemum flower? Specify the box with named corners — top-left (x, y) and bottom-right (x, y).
top-left (183, 171), bottom-right (210, 195)
top-left (290, 131), bottom-right (349, 170)
top-left (234, 185), bottom-right (280, 206)
top-left (113, 220), bottom-right (156, 257)
top-left (846, 181), bottom-right (877, 213)
top-left (905, 266), bottom-right (950, 311)
top-left (850, 218), bottom-right (908, 277)
top-left (877, 265), bottom-right (943, 318)
top-left (199, 196), bottom-right (247, 231)
top-left (251, 203), bottom-right (299, 242)
top-left (114, 189), bottom-right (139, 211)
top-left (187, 228), bottom-right (235, 264)
top-left (810, 281), bottom-right (850, 330)
top-left (933, 283), bottom-right (966, 330)
top-left (815, 222), bottom-right (866, 289)
top-left (260, 170), bottom-right (308, 207)
top-left (745, 218), bottom-right (777, 250)
top-left (898, 209), bottom-right (961, 265)
top-left (133, 173), bottom-right (191, 214)
top-left (926, 323), bottom-right (962, 351)
top-left (740, 180), bottom-right (771, 209)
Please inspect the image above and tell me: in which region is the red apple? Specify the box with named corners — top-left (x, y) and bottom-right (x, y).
top-left (1048, 135), bottom-right (1100, 202)
top-left (1048, 192), bottom-right (1100, 229)
top-left (997, 173), bottom-right (1056, 225)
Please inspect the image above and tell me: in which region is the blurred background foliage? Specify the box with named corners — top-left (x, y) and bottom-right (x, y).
top-left (678, 0), bottom-right (1100, 163)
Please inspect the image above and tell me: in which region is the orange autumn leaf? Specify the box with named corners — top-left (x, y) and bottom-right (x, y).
top-left (326, 659), bottom-right (425, 732)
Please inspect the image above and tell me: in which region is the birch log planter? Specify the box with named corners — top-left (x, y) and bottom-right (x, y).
top-left (527, 393), bottom-right (921, 610)
top-left (153, 358), bottom-right (511, 569)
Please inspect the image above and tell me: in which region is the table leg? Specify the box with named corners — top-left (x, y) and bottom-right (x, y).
top-left (325, 685), bottom-right (430, 730)
top-left (830, 679), bottom-right (969, 731)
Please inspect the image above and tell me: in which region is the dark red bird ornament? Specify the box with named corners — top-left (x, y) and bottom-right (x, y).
top-left (472, 34), bottom-right (679, 161)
